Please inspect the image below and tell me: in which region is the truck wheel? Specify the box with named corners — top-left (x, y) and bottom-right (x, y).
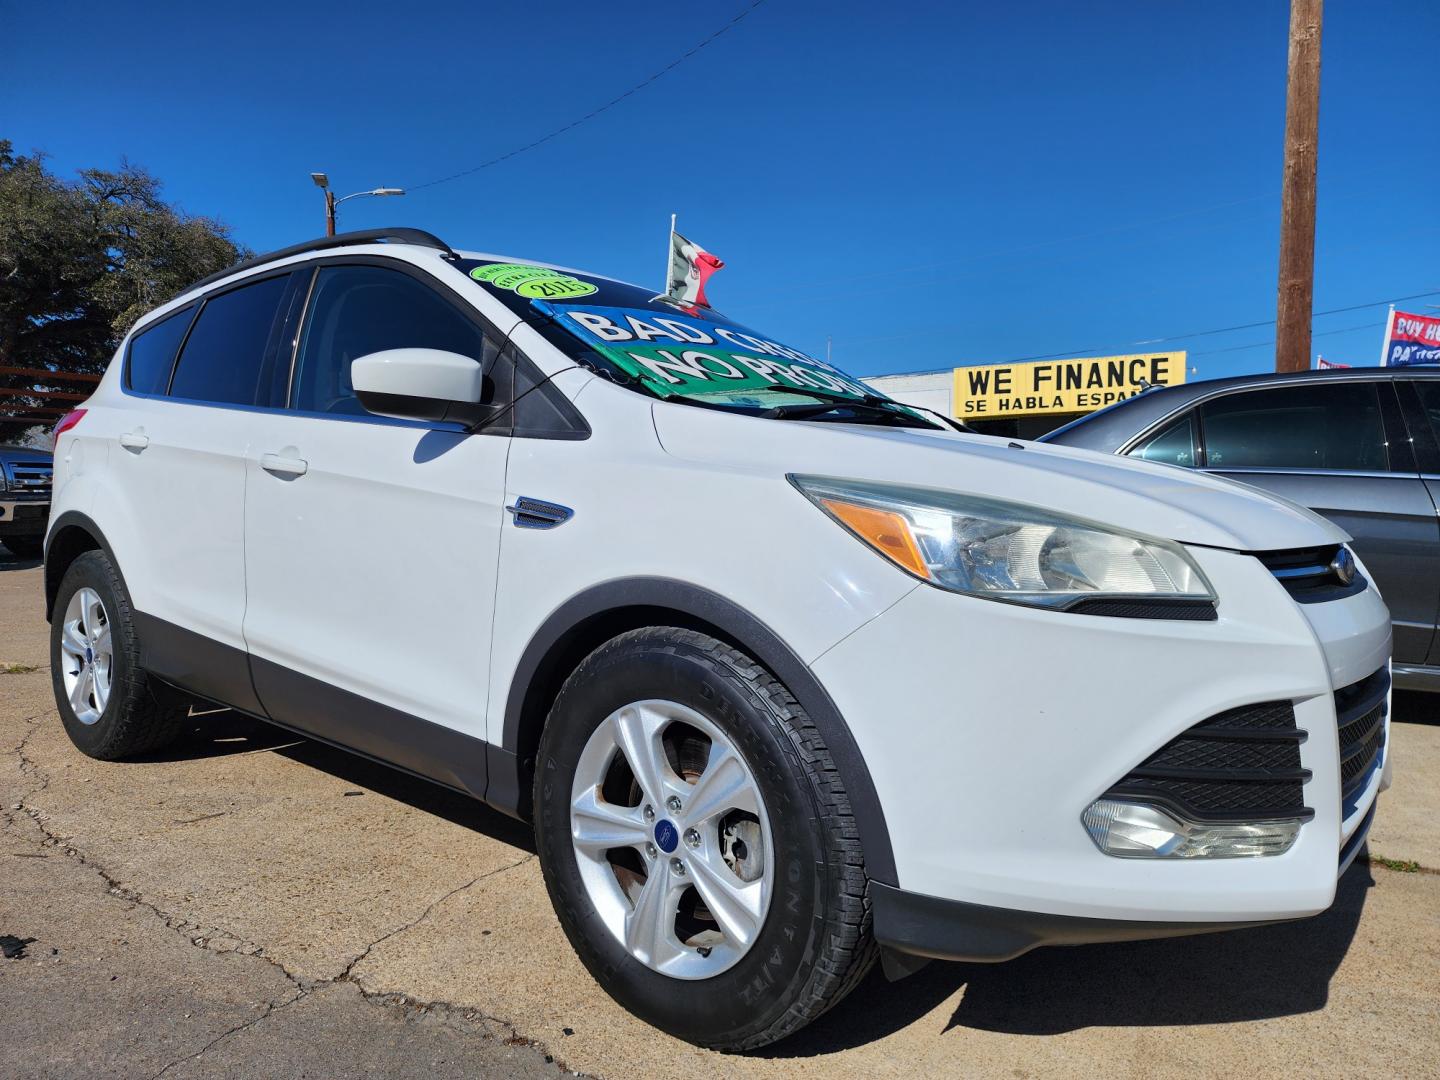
top-left (50, 551), bottom-right (188, 759)
top-left (534, 627), bottom-right (875, 1050)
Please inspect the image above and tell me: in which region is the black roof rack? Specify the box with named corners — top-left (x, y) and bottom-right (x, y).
top-left (182, 227), bottom-right (459, 295)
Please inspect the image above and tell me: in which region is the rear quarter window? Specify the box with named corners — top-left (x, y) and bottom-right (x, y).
top-left (125, 306), bottom-right (196, 394)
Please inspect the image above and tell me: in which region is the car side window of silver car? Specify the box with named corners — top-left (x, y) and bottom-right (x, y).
top-left (1199, 383), bottom-right (1388, 472)
top-left (1407, 380), bottom-right (1440, 463)
top-left (1126, 412), bottom-right (1199, 468)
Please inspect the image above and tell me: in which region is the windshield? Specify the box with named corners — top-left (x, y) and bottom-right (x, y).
top-left (462, 259), bottom-right (939, 427)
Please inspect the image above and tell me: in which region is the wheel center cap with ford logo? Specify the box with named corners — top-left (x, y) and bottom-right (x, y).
top-left (653, 819), bottom-right (679, 853)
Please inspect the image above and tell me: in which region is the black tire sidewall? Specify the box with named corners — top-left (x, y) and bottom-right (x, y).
top-left (49, 551), bottom-right (143, 757)
top-left (535, 632), bottom-right (833, 1047)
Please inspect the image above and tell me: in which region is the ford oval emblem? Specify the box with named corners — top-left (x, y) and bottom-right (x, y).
top-left (1330, 547), bottom-right (1356, 586)
top-left (653, 819), bottom-right (679, 854)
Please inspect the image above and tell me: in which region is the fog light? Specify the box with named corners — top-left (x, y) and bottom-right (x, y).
top-left (1082, 799), bottom-right (1302, 858)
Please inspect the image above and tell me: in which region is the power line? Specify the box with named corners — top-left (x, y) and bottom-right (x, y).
top-left (840, 287), bottom-right (1440, 356)
top-left (1189, 319), bottom-right (1385, 358)
top-left (1002, 289), bottom-right (1440, 364)
top-left (852, 292), bottom-right (1440, 380)
top-left (407, 2), bottom-right (767, 193)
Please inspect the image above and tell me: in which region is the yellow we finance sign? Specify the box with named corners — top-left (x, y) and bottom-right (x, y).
top-left (953, 353), bottom-right (1187, 419)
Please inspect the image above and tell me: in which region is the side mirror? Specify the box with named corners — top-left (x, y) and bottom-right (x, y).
top-left (351, 348), bottom-right (499, 427)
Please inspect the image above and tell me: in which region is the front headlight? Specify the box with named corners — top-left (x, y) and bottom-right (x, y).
top-left (790, 475), bottom-right (1214, 611)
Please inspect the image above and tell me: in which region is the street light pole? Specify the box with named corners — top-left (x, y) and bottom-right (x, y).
top-left (310, 173), bottom-right (405, 237)
top-left (1275, 0), bottom-right (1324, 373)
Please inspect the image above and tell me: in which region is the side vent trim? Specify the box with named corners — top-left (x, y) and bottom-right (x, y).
top-left (506, 496), bottom-right (574, 530)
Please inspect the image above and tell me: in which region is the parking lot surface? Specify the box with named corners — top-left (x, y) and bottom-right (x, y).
top-left (2, 549), bottom-right (1438, 1078)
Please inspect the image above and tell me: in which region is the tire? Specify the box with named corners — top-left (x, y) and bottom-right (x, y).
top-left (49, 550), bottom-right (188, 760)
top-left (534, 627), bottom-right (876, 1051)
top-left (3, 535), bottom-right (43, 559)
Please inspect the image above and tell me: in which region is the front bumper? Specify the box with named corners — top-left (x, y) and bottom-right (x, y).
top-left (812, 544), bottom-right (1390, 948)
top-left (873, 803), bottom-right (1376, 963)
top-left (0, 499), bottom-right (49, 535)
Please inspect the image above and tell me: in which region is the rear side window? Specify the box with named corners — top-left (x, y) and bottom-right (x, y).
top-left (1200, 382), bottom-right (1387, 472)
top-left (170, 274), bottom-right (292, 406)
top-left (1408, 381), bottom-right (1440, 451)
top-left (125, 306), bottom-right (195, 394)
top-left (1127, 412), bottom-right (1198, 468)
top-left (291, 265), bottom-right (492, 416)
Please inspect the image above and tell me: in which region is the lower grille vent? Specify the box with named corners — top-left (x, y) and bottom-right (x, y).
top-left (1335, 667), bottom-right (1387, 804)
top-left (1100, 700), bottom-right (1312, 823)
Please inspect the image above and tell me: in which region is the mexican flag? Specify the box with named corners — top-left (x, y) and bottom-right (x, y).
top-left (667, 225), bottom-right (724, 308)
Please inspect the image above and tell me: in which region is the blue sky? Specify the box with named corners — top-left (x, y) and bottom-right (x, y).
top-left (5, 1), bottom-right (1437, 379)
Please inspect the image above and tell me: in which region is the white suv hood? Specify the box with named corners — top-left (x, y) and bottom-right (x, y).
top-left (652, 404), bottom-right (1347, 552)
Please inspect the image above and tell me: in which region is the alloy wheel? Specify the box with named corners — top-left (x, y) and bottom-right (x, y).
top-left (569, 699), bottom-right (773, 979)
top-left (59, 587), bottom-right (113, 726)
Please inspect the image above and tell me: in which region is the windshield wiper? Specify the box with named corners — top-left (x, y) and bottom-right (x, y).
top-left (764, 383), bottom-right (892, 408)
top-left (761, 384), bottom-right (970, 431)
top-left (761, 400), bottom-right (936, 428)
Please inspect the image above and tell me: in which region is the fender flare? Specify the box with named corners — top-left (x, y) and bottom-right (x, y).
top-left (501, 577), bottom-right (898, 886)
top-left (44, 510), bottom-right (123, 621)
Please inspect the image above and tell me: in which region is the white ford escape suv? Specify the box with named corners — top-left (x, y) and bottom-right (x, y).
top-left (44, 228), bottom-right (1391, 1050)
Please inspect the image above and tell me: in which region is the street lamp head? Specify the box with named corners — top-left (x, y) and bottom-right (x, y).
top-left (310, 172), bottom-right (330, 189)
top-left (372, 187), bottom-right (405, 197)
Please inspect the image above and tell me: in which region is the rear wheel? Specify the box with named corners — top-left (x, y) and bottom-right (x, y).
top-left (50, 550), bottom-right (188, 759)
top-left (534, 627), bottom-right (875, 1050)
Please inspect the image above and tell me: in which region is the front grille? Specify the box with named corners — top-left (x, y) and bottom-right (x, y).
top-left (4, 462), bottom-right (52, 500)
top-left (2, 504), bottom-right (47, 524)
top-left (1100, 701), bottom-right (1312, 823)
top-left (1335, 667), bottom-right (1387, 805)
top-left (1254, 545), bottom-right (1363, 603)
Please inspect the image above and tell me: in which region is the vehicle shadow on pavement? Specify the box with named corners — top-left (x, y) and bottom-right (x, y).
top-left (276, 736), bottom-right (539, 852)
top-left (0, 552), bottom-right (42, 571)
top-left (132, 708), bottom-right (298, 761)
top-left (146, 709), bottom-right (539, 851)
top-left (761, 861), bottom-right (1373, 1055)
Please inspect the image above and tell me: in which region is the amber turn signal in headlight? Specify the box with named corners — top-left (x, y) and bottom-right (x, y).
top-left (791, 475), bottom-right (1215, 611)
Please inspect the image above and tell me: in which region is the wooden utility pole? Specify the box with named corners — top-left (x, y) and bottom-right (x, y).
top-left (1275, 0), bottom-right (1324, 372)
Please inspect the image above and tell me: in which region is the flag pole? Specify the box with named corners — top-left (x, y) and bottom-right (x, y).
top-left (664, 213), bottom-right (677, 297)
top-left (1379, 305), bottom-right (1396, 366)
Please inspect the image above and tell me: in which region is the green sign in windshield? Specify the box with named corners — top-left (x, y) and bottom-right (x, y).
top-left (538, 303), bottom-right (876, 404)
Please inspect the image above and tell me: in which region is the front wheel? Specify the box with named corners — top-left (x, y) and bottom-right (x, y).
top-left (534, 628), bottom-right (875, 1050)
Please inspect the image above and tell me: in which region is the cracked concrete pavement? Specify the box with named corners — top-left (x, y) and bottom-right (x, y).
top-left (3, 549), bottom-right (1439, 1078)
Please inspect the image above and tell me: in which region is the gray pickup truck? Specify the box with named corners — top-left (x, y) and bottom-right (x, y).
top-left (0, 444), bottom-right (53, 559)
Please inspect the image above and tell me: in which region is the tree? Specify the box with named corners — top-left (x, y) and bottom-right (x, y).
top-left (0, 140), bottom-right (248, 440)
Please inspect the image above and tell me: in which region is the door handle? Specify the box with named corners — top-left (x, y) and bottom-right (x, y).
top-left (261, 452), bottom-right (308, 478)
top-left (118, 432), bottom-right (149, 451)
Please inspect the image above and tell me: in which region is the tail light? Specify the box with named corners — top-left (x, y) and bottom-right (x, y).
top-left (54, 409), bottom-right (87, 437)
